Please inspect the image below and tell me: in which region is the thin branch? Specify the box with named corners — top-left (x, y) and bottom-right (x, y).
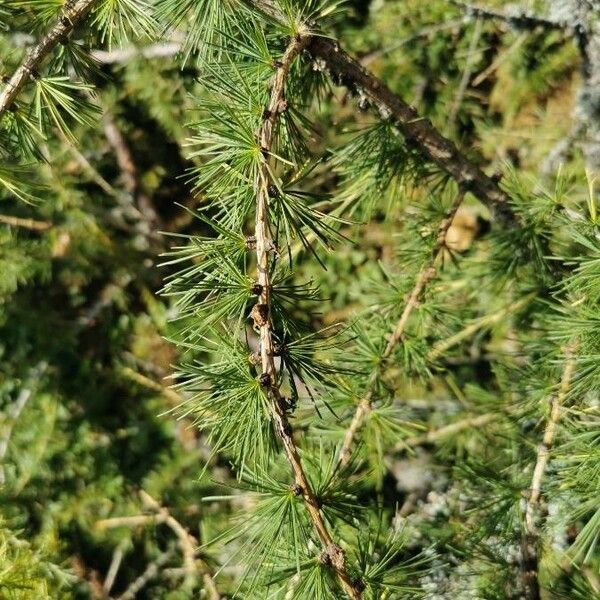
top-left (120, 366), bottom-right (183, 405)
top-left (359, 20), bottom-right (464, 66)
top-left (521, 341), bottom-right (578, 600)
top-left (0, 0), bottom-right (98, 119)
top-left (102, 112), bottom-right (162, 239)
top-left (57, 129), bottom-right (124, 201)
top-left (0, 214), bottom-right (51, 231)
top-left (251, 33), bottom-right (362, 600)
top-left (395, 413), bottom-right (497, 451)
top-left (139, 491), bottom-right (201, 592)
top-left (428, 292), bottom-right (537, 361)
top-left (96, 514), bottom-right (157, 529)
top-left (103, 539), bottom-right (128, 595)
top-left (91, 42), bottom-right (182, 64)
top-left (249, 0), bottom-right (513, 223)
top-left (337, 190), bottom-right (466, 468)
top-left (98, 491), bottom-right (221, 600)
top-left (103, 116), bottom-right (138, 195)
top-left (306, 38), bottom-right (512, 222)
top-left (446, 16), bottom-right (482, 132)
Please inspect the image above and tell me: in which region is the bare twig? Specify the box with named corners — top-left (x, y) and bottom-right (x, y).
top-left (521, 341), bottom-right (578, 600)
top-left (395, 413), bottom-right (497, 451)
top-left (0, 214), bottom-right (51, 231)
top-left (251, 32), bottom-right (363, 600)
top-left (359, 20), bottom-right (464, 66)
top-left (58, 129), bottom-right (124, 201)
top-left (337, 190), bottom-right (466, 468)
top-left (98, 491), bottom-right (221, 600)
top-left (103, 539), bottom-right (128, 595)
top-left (96, 514), bottom-right (157, 529)
top-left (0, 0), bottom-right (98, 119)
top-left (447, 16), bottom-right (482, 132)
top-left (92, 42), bottom-right (182, 64)
top-left (139, 491), bottom-right (198, 589)
top-left (428, 292), bottom-right (536, 361)
top-left (102, 113), bottom-right (161, 239)
top-left (120, 366), bottom-right (183, 405)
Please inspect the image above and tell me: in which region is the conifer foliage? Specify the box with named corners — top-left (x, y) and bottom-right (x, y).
top-left (0, 1), bottom-right (599, 599)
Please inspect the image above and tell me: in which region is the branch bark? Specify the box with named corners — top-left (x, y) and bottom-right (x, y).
top-left (97, 491), bottom-right (221, 600)
top-left (115, 549), bottom-right (174, 600)
top-left (396, 413), bottom-right (497, 451)
top-left (0, 214), bottom-right (51, 231)
top-left (252, 33), bottom-right (362, 600)
top-left (140, 490), bottom-right (220, 600)
top-left (0, 0), bottom-right (98, 120)
top-left (337, 190), bottom-right (466, 468)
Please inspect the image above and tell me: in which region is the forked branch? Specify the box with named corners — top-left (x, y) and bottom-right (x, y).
top-left (249, 0), bottom-right (513, 224)
top-left (252, 33), bottom-right (363, 600)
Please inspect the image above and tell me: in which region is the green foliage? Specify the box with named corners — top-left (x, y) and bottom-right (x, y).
top-left (0, 0), bottom-right (599, 598)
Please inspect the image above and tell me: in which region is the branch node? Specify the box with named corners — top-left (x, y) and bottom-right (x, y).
top-left (250, 303), bottom-right (269, 327)
top-left (259, 372), bottom-right (272, 388)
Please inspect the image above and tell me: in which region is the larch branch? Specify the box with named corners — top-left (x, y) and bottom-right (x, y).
top-left (306, 38), bottom-right (512, 223)
top-left (252, 33), bottom-right (363, 600)
top-left (249, 0), bottom-right (513, 223)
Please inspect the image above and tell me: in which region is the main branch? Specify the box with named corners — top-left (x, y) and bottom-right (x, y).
top-left (338, 190), bottom-right (466, 467)
top-left (0, 0), bottom-right (98, 120)
top-left (252, 34), bottom-right (362, 600)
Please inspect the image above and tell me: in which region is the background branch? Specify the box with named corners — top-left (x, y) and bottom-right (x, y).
top-left (338, 190), bottom-right (466, 467)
